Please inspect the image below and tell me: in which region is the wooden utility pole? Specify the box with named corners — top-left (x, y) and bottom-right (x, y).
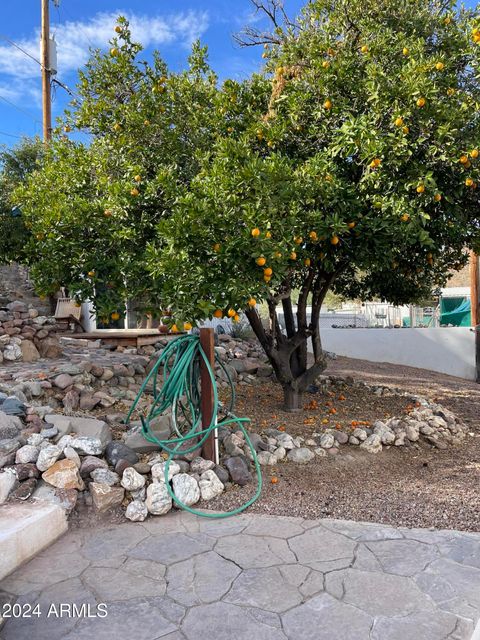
top-left (41, 0), bottom-right (52, 141)
top-left (199, 328), bottom-right (217, 463)
top-left (469, 251), bottom-right (480, 382)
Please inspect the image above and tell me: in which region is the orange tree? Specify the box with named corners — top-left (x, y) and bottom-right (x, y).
top-left (148, 0), bottom-right (480, 409)
top-left (16, 18), bottom-right (223, 322)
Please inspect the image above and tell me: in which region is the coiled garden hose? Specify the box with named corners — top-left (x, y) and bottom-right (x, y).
top-left (125, 334), bottom-right (262, 518)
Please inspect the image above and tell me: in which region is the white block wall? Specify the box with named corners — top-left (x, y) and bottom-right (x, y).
top-left (313, 327), bottom-right (476, 381)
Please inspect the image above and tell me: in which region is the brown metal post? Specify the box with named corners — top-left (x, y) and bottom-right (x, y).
top-left (199, 328), bottom-right (217, 462)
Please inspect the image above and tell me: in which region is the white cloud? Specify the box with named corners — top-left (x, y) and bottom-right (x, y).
top-left (0, 9), bottom-right (210, 82)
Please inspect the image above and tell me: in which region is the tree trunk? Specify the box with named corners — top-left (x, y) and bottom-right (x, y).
top-left (282, 385), bottom-right (304, 412)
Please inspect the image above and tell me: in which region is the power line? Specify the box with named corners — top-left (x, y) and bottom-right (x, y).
top-left (0, 130), bottom-right (22, 139)
top-left (0, 93), bottom-right (41, 124)
top-left (0, 34), bottom-right (41, 67)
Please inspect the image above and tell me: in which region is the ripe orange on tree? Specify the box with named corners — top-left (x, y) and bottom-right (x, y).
top-left (248, 297), bottom-right (256, 307)
top-left (251, 228), bottom-right (261, 237)
top-left (324, 99), bottom-right (332, 110)
top-left (256, 256), bottom-right (266, 266)
top-left (227, 309), bottom-right (236, 318)
top-left (416, 97), bottom-right (426, 107)
top-left (111, 312), bottom-right (120, 321)
top-left (130, 187), bottom-right (140, 196)
top-left (331, 235), bottom-right (340, 245)
top-left (264, 267), bottom-right (273, 277)
top-left (213, 309), bottom-right (223, 318)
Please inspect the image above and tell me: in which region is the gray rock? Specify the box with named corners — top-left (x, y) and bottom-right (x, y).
top-left (123, 429), bottom-right (162, 453)
top-left (190, 456), bottom-right (215, 474)
top-left (145, 481), bottom-right (172, 515)
top-left (0, 411), bottom-right (21, 440)
top-left (79, 455), bottom-right (108, 477)
top-left (172, 473), bottom-right (200, 506)
top-left (125, 499), bottom-right (148, 521)
top-left (151, 460), bottom-right (180, 483)
top-left (53, 373), bottom-right (74, 390)
top-left (199, 470), bottom-right (224, 501)
top-left (213, 465), bottom-right (229, 485)
top-left (105, 441), bottom-right (139, 467)
top-left (67, 416), bottom-right (111, 447)
top-left (121, 467), bottom-right (146, 491)
top-left (224, 433), bottom-right (244, 457)
top-left (257, 451), bottom-right (277, 465)
top-left (15, 444), bottom-right (39, 464)
top-left (420, 425), bottom-right (435, 435)
top-left (360, 434), bottom-right (382, 454)
top-left (40, 426), bottom-right (58, 439)
top-left (405, 425), bottom-right (420, 442)
top-left (334, 431), bottom-right (349, 445)
top-left (349, 436), bottom-right (360, 445)
top-left (36, 444), bottom-right (62, 471)
top-left (1, 397), bottom-right (26, 416)
top-left (224, 456), bottom-right (252, 485)
top-left (287, 447), bottom-right (315, 464)
top-left (91, 468), bottom-right (120, 486)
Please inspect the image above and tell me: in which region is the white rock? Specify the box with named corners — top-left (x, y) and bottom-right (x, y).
top-left (257, 451), bottom-right (277, 466)
top-left (314, 448), bottom-right (327, 457)
top-left (151, 460), bottom-right (180, 483)
top-left (420, 425), bottom-right (435, 435)
top-left (27, 433), bottom-right (44, 447)
top-left (70, 436), bottom-right (103, 455)
top-left (359, 434), bottom-right (382, 454)
top-left (145, 482), bottom-right (172, 515)
top-left (273, 446), bottom-right (286, 461)
top-left (199, 470), bottom-right (224, 501)
top-left (36, 444), bottom-right (62, 471)
top-left (121, 467), bottom-right (146, 491)
top-left (63, 446), bottom-right (81, 468)
top-left (56, 435), bottom-right (74, 451)
top-left (352, 428), bottom-right (368, 441)
top-left (125, 500), bottom-right (148, 522)
top-left (91, 468), bottom-right (119, 486)
top-left (276, 434), bottom-right (295, 450)
top-left (172, 473), bottom-right (200, 507)
top-left (15, 444), bottom-right (39, 464)
top-left (287, 448), bottom-right (315, 464)
top-left (349, 436), bottom-right (360, 445)
top-left (0, 469), bottom-right (18, 503)
top-left (319, 434), bottom-right (335, 449)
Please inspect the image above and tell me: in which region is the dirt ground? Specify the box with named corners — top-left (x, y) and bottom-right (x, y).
top-left (208, 357), bottom-right (480, 532)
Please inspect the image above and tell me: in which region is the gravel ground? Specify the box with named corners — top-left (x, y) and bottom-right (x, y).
top-left (206, 357), bottom-right (480, 532)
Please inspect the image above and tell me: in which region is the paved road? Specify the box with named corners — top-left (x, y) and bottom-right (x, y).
top-left (1, 512), bottom-right (479, 640)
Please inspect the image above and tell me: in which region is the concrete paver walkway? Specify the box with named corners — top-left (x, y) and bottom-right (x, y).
top-left (1, 513), bottom-right (479, 640)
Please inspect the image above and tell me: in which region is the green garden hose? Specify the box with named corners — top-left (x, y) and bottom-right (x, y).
top-left (126, 334), bottom-right (262, 518)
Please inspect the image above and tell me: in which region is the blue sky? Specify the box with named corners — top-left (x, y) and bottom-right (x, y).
top-left (0, 0), bottom-right (305, 146)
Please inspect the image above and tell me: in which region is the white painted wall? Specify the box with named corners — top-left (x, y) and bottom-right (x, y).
top-left (313, 327), bottom-right (476, 380)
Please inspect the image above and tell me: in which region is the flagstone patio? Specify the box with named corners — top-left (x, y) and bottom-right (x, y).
top-left (1, 512), bottom-right (479, 640)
